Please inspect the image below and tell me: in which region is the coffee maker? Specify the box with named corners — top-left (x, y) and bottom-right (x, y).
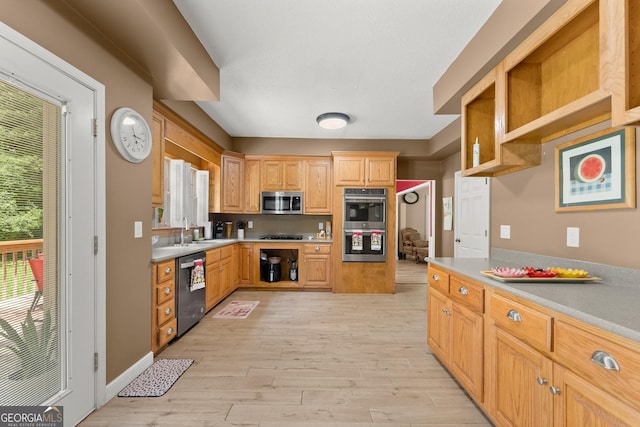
top-left (214, 221), bottom-right (225, 239)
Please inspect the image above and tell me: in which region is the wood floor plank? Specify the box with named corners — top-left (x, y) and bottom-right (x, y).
top-left (80, 260), bottom-right (493, 426)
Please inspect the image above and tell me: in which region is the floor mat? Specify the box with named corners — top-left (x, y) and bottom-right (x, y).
top-left (212, 300), bottom-right (260, 319)
top-left (118, 358), bottom-right (193, 397)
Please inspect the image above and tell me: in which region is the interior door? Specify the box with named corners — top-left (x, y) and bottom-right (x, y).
top-left (454, 171), bottom-right (490, 258)
top-left (0, 22), bottom-right (105, 426)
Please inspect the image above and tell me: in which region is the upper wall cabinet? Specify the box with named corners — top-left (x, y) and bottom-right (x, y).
top-left (304, 158), bottom-right (332, 214)
top-left (261, 158), bottom-right (303, 191)
top-left (221, 153), bottom-right (244, 213)
top-left (332, 152), bottom-right (398, 187)
top-left (462, 0), bottom-right (618, 177)
top-left (611, 0), bottom-right (640, 126)
top-left (151, 111), bottom-right (165, 207)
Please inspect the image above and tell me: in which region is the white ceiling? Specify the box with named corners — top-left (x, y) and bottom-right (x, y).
top-left (172, 0), bottom-right (502, 140)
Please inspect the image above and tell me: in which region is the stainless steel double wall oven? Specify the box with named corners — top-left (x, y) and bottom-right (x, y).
top-left (342, 188), bottom-right (387, 262)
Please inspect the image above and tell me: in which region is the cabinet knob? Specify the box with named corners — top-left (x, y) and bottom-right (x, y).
top-left (458, 286), bottom-right (469, 296)
top-left (315, 246), bottom-right (320, 251)
top-left (165, 267), bottom-right (172, 274)
top-left (506, 309), bottom-right (522, 322)
top-left (536, 377), bottom-right (547, 385)
top-left (433, 273), bottom-right (440, 281)
top-left (164, 307), bottom-right (171, 315)
top-left (590, 350), bottom-right (621, 371)
top-left (549, 386), bottom-right (561, 395)
top-left (167, 327), bottom-right (174, 335)
top-left (164, 287), bottom-right (172, 295)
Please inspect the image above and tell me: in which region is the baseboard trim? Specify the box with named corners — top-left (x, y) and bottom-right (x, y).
top-left (104, 351), bottom-right (154, 402)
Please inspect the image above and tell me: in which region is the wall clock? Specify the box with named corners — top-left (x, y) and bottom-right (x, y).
top-left (110, 107), bottom-right (152, 163)
top-left (403, 191), bottom-right (419, 204)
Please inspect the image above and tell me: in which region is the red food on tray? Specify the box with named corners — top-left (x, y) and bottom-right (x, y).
top-left (523, 266), bottom-right (558, 278)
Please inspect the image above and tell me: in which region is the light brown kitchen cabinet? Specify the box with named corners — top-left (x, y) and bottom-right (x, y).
top-left (332, 152), bottom-right (397, 187)
top-left (219, 245), bottom-right (233, 297)
top-left (151, 111), bottom-right (165, 207)
top-left (238, 243), bottom-right (255, 285)
top-left (304, 159), bottom-right (332, 214)
top-left (231, 244), bottom-right (240, 290)
top-left (300, 243), bottom-right (331, 289)
top-left (152, 259), bottom-right (176, 354)
top-left (221, 154), bottom-right (244, 213)
top-left (611, 0), bottom-right (640, 126)
top-left (261, 159), bottom-right (303, 191)
top-left (427, 266), bottom-right (484, 402)
top-left (244, 158), bottom-right (261, 213)
top-left (205, 248), bottom-right (221, 311)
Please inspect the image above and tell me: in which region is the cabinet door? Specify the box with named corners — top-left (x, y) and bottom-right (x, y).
top-left (151, 111), bottom-right (165, 207)
top-left (301, 254), bottom-right (331, 288)
top-left (427, 288), bottom-right (450, 362)
top-left (282, 160), bottom-right (303, 190)
top-left (333, 156), bottom-right (365, 186)
top-left (219, 257), bottom-right (233, 297)
top-left (304, 159), bottom-right (332, 214)
top-left (492, 328), bottom-right (553, 427)
top-left (450, 301), bottom-right (484, 403)
top-left (365, 157), bottom-right (395, 186)
top-left (553, 364), bottom-right (640, 427)
top-left (244, 159), bottom-right (261, 213)
top-left (222, 155), bottom-right (244, 212)
top-left (239, 243), bottom-right (254, 285)
top-left (231, 244), bottom-right (239, 289)
top-left (261, 160), bottom-right (283, 191)
top-left (205, 261), bottom-right (221, 311)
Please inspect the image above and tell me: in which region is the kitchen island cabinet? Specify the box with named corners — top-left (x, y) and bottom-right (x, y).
top-left (151, 259), bottom-right (176, 354)
top-left (427, 260), bottom-right (640, 426)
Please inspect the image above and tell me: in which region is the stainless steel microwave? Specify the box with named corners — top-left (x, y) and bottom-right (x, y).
top-left (261, 191), bottom-right (303, 214)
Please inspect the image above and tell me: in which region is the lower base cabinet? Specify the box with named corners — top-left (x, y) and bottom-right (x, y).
top-left (428, 265), bottom-right (640, 427)
top-left (300, 243), bottom-right (331, 289)
top-left (152, 259), bottom-right (176, 354)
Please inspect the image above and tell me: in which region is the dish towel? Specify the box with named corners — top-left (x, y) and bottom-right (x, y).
top-left (190, 259), bottom-right (205, 291)
top-left (352, 230), bottom-right (363, 251)
top-left (370, 230), bottom-right (382, 251)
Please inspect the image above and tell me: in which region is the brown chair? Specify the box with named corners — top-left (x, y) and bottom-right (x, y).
top-left (399, 228), bottom-right (429, 262)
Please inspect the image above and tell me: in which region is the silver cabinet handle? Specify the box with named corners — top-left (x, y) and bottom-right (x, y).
top-left (536, 377), bottom-right (547, 385)
top-left (165, 267), bottom-right (172, 274)
top-left (167, 327), bottom-right (174, 335)
top-left (458, 286), bottom-right (469, 296)
top-left (164, 307), bottom-right (171, 315)
top-left (433, 273), bottom-right (440, 281)
top-left (591, 350), bottom-right (621, 371)
top-left (549, 386), bottom-right (561, 395)
top-left (507, 309), bottom-right (522, 322)
top-left (164, 287), bottom-right (172, 295)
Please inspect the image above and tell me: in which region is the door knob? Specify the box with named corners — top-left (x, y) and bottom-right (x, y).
top-left (455, 238), bottom-right (461, 243)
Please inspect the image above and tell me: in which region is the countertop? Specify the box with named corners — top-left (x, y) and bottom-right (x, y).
top-left (151, 237), bottom-right (333, 262)
top-left (429, 257), bottom-right (640, 344)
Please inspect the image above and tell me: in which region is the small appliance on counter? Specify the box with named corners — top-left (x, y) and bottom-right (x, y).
top-left (214, 221), bottom-right (225, 239)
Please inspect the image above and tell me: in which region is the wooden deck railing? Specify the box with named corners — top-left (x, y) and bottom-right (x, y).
top-left (0, 239), bottom-right (43, 301)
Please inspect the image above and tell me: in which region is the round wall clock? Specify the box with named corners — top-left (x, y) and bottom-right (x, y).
top-left (110, 107), bottom-right (152, 163)
top-left (403, 191), bottom-right (420, 204)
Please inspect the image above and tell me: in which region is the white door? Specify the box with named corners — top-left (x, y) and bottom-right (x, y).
top-left (0, 23), bottom-right (105, 426)
top-left (454, 171), bottom-right (490, 258)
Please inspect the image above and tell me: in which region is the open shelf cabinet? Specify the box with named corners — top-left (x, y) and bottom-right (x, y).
top-left (612, 0), bottom-right (640, 125)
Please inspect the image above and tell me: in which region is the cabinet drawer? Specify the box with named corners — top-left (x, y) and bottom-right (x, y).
top-left (303, 243), bottom-right (331, 254)
top-left (206, 248), bottom-right (220, 265)
top-left (489, 293), bottom-right (552, 353)
top-left (427, 265), bottom-right (449, 294)
top-left (155, 260), bottom-right (175, 283)
top-left (220, 245), bottom-right (233, 260)
top-left (555, 319), bottom-right (640, 410)
top-left (449, 276), bottom-right (483, 313)
top-left (157, 298), bottom-right (175, 325)
top-left (157, 318), bottom-right (177, 349)
top-left (155, 279), bottom-right (175, 305)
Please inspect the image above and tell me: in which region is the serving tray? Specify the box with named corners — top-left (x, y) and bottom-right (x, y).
top-left (481, 271), bottom-right (601, 284)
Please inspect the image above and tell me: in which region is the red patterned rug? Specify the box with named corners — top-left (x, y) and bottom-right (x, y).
top-left (212, 300), bottom-right (260, 319)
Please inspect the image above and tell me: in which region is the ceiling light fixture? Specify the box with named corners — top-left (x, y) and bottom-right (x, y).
top-left (316, 112), bottom-right (350, 130)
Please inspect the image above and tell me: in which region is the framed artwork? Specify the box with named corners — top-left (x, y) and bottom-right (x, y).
top-left (443, 196), bottom-right (453, 230)
top-left (555, 127), bottom-right (636, 212)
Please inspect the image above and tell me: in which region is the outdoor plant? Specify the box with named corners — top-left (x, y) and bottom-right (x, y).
top-left (0, 309), bottom-right (57, 380)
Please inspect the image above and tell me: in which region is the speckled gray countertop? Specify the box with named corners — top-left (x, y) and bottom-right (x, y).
top-left (429, 257), bottom-right (640, 344)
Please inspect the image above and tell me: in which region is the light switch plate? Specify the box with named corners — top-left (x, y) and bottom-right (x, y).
top-left (567, 227), bottom-right (580, 247)
top-left (134, 221), bottom-right (143, 238)
top-left (500, 225), bottom-right (510, 239)
top-left (248, 221), bottom-right (253, 229)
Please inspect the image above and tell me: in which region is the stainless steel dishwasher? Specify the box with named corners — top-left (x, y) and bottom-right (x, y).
top-left (176, 251), bottom-right (206, 337)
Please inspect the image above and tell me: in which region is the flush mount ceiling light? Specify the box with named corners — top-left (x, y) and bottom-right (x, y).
top-left (316, 112), bottom-right (350, 130)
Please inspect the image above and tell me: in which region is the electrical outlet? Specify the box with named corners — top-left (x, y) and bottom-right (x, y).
top-left (248, 221), bottom-right (253, 229)
top-left (567, 227), bottom-right (580, 247)
top-left (500, 225), bottom-right (510, 239)
top-left (318, 222), bottom-right (324, 230)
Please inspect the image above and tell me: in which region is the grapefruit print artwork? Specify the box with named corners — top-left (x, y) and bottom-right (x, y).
top-left (575, 154), bottom-right (605, 183)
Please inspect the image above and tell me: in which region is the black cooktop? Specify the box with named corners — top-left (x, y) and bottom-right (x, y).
top-left (259, 234), bottom-right (303, 240)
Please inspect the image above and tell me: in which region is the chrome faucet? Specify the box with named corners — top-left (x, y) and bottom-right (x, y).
top-left (180, 217), bottom-right (190, 245)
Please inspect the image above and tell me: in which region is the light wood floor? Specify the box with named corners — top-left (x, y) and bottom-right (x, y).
top-left (80, 260), bottom-right (491, 426)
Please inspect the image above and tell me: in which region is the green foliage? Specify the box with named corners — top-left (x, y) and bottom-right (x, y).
top-left (0, 310), bottom-right (57, 380)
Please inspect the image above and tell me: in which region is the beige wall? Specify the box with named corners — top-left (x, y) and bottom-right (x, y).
top-left (1, 1), bottom-right (153, 382)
